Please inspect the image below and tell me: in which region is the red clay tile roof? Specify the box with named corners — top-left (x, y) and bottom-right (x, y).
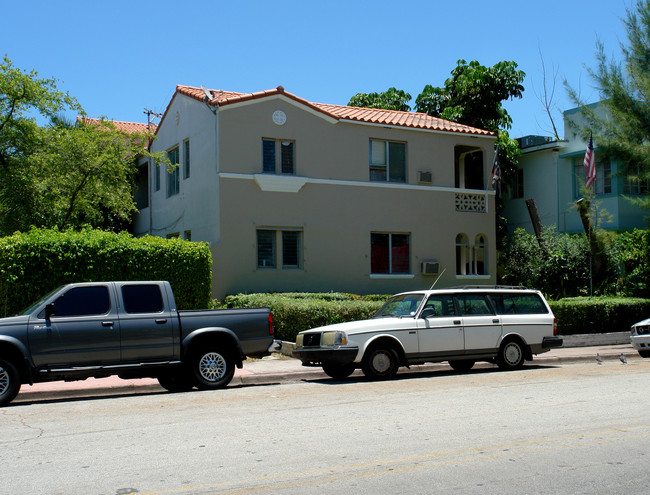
top-left (78, 117), bottom-right (156, 134)
top-left (175, 85), bottom-right (495, 136)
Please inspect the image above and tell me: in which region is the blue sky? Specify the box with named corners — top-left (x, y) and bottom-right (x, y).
top-left (2, 0), bottom-right (632, 138)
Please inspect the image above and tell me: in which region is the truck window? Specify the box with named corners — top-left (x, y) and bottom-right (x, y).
top-left (52, 286), bottom-right (110, 317)
top-left (455, 294), bottom-right (493, 315)
top-left (121, 285), bottom-right (164, 314)
top-left (489, 294), bottom-right (549, 315)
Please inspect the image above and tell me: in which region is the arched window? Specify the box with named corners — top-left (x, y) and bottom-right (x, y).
top-left (456, 233), bottom-right (488, 276)
top-left (473, 234), bottom-right (486, 275)
top-left (456, 233), bottom-right (469, 275)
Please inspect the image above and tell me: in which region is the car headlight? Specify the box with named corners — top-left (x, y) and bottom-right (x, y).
top-left (322, 331), bottom-right (348, 346)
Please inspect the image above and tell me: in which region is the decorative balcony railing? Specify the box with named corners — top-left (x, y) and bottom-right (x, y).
top-left (455, 193), bottom-right (486, 213)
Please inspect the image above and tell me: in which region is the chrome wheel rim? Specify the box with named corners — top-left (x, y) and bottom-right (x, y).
top-left (504, 343), bottom-right (522, 366)
top-left (0, 366), bottom-right (9, 395)
top-left (199, 352), bottom-right (227, 382)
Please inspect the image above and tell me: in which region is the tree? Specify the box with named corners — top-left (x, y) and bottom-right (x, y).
top-left (347, 87), bottom-right (412, 111)
top-left (0, 56), bottom-right (160, 234)
top-left (565, 0), bottom-right (650, 186)
top-left (414, 59), bottom-right (525, 132)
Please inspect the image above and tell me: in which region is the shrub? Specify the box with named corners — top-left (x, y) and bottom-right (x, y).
top-left (550, 297), bottom-right (650, 335)
top-left (611, 229), bottom-right (650, 297)
top-left (0, 228), bottom-right (212, 315)
top-left (221, 293), bottom-right (389, 341)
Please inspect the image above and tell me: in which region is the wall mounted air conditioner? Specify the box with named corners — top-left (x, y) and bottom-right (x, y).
top-left (417, 170), bottom-right (432, 184)
top-left (421, 261), bottom-right (440, 275)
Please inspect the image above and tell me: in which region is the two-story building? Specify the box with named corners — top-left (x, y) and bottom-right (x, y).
top-left (504, 102), bottom-right (648, 234)
top-left (133, 85), bottom-right (497, 298)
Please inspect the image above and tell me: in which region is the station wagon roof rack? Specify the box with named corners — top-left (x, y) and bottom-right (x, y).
top-left (444, 285), bottom-right (530, 290)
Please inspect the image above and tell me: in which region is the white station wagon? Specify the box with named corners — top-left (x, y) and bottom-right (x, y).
top-left (293, 287), bottom-right (563, 380)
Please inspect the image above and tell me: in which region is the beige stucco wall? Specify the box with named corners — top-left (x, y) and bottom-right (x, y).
top-left (135, 92), bottom-right (497, 298)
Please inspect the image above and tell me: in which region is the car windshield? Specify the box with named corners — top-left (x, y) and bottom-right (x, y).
top-left (19, 286), bottom-right (62, 316)
top-left (374, 293), bottom-right (425, 318)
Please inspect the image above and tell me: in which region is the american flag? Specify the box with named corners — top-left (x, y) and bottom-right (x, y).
top-left (584, 132), bottom-right (596, 188)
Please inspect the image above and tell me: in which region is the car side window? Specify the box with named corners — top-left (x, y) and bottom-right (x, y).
top-left (490, 294), bottom-right (548, 315)
top-left (121, 285), bottom-right (164, 314)
top-left (51, 286), bottom-right (111, 317)
top-left (422, 295), bottom-right (457, 316)
top-left (455, 294), bottom-right (493, 315)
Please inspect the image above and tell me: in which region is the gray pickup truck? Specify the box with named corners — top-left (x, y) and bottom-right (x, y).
top-left (0, 281), bottom-right (279, 406)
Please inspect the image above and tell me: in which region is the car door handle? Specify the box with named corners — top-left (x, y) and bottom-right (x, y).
top-left (102, 321), bottom-right (114, 327)
top-left (493, 319), bottom-right (500, 323)
top-left (155, 319), bottom-right (168, 324)
top-left (454, 320), bottom-right (461, 325)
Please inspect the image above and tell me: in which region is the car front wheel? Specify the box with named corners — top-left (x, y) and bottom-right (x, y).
top-left (0, 359), bottom-right (21, 407)
top-left (362, 346), bottom-right (399, 380)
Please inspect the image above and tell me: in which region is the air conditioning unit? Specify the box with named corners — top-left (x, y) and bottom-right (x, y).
top-left (421, 261), bottom-right (440, 275)
top-left (417, 170), bottom-right (432, 184)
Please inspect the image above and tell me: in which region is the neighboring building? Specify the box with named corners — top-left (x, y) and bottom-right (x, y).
top-left (133, 85), bottom-right (498, 298)
top-left (504, 102), bottom-right (648, 234)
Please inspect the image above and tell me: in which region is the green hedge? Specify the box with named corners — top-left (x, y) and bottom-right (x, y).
top-left (221, 293), bottom-right (389, 342)
top-left (550, 297), bottom-right (650, 335)
top-left (0, 228), bottom-right (212, 316)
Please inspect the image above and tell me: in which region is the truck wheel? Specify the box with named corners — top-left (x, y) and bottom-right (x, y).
top-left (449, 360), bottom-right (475, 372)
top-left (496, 339), bottom-right (525, 370)
top-left (0, 359), bottom-right (21, 407)
top-left (362, 346), bottom-right (399, 380)
top-left (157, 374), bottom-right (194, 393)
top-left (191, 348), bottom-right (235, 390)
top-left (322, 363), bottom-right (356, 380)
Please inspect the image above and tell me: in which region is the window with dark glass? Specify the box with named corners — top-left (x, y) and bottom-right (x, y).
top-left (167, 146), bottom-right (180, 197)
top-left (262, 139), bottom-right (295, 174)
top-left (257, 230), bottom-right (276, 268)
top-left (371, 233), bottom-right (410, 274)
top-left (183, 139), bottom-right (190, 179)
top-left (257, 229), bottom-right (302, 269)
top-left (122, 285), bottom-right (164, 314)
top-left (370, 140), bottom-right (406, 182)
top-left (51, 286), bottom-right (110, 317)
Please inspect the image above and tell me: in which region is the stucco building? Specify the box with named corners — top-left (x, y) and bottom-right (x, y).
top-left (133, 85), bottom-right (498, 298)
top-left (504, 102), bottom-right (648, 234)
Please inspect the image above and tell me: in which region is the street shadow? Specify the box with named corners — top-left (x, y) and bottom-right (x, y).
top-left (305, 363), bottom-right (559, 386)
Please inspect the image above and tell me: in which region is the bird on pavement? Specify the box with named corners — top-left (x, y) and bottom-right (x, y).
top-left (596, 353), bottom-right (603, 365)
top-left (620, 353), bottom-right (627, 364)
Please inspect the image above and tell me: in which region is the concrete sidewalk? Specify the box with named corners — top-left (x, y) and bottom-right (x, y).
top-left (13, 340), bottom-right (641, 404)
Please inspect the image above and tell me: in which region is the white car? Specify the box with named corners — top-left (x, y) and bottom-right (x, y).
top-left (630, 318), bottom-right (650, 358)
top-left (293, 287), bottom-right (563, 380)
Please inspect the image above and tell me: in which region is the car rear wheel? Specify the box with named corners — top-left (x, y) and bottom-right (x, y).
top-left (0, 359), bottom-right (21, 407)
top-left (449, 360), bottom-right (475, 372)
top-left (638, 350), bottom-right (650, 358)
top-left (496, 339), bottom-right (525, 370)
top-left (322, 363), bottom-right (356, 380)
top-left (362, 346), bottom-right (399, 380)
top-left (191, 348), bottom-right (235, 390)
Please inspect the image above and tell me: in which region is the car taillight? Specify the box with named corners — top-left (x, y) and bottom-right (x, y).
top-left (268, 313), bottom-right (274, 336)
top-left (553, 317), bottom-right (558, 336)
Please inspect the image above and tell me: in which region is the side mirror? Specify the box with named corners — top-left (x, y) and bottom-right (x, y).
top-left (45, 303), bottom-right (55, 320)
top-left (420, 308), bottom-right (437, 319)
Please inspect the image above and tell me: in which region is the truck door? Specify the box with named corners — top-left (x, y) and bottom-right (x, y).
top-left (455, 294), bottom-right (502, 354)
top-left (28, 285), bottom-right (120, 367)
top-left (118, 283), bottom-right (176, 362)
top-left (417, 294), bottom-right (464, 357)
